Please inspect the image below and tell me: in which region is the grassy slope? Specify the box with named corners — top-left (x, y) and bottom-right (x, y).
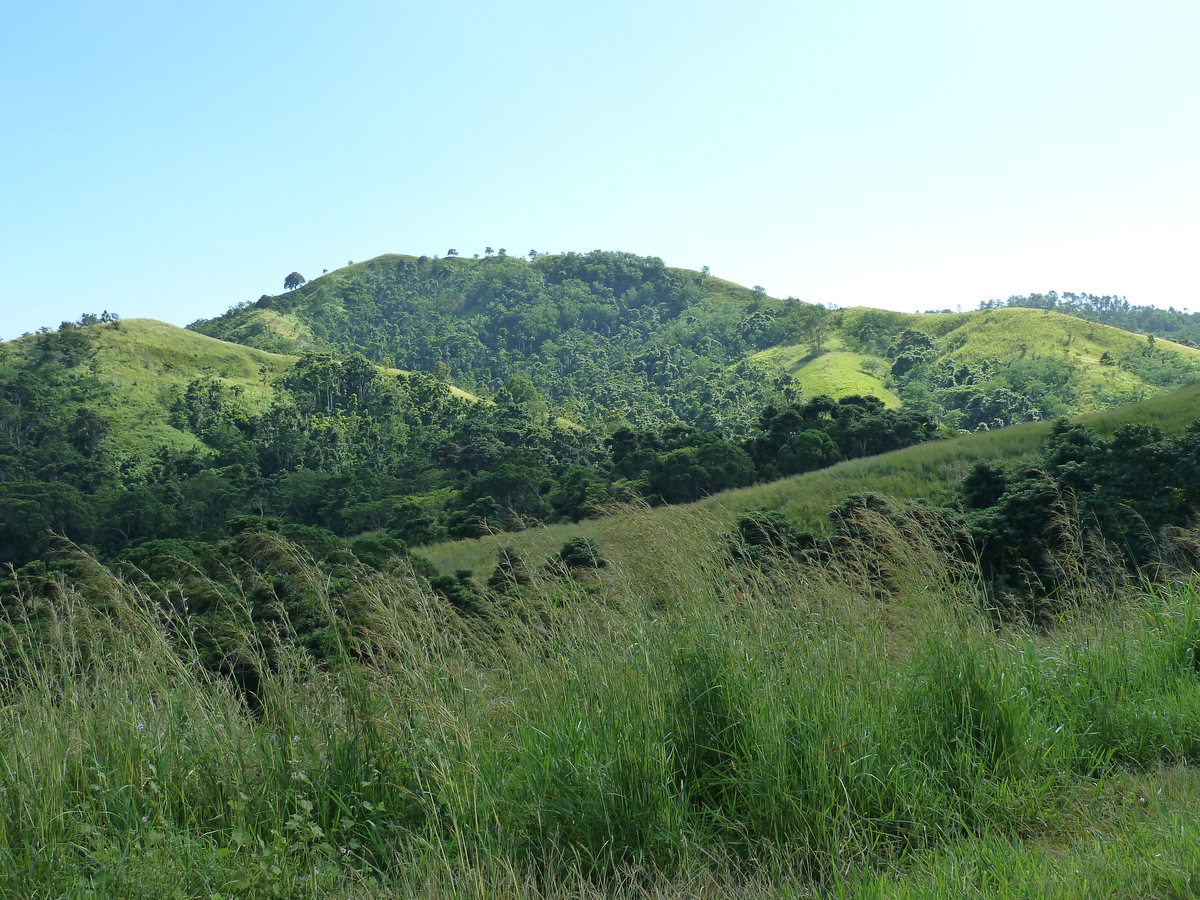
top-left (0, 319), bottom-right (293, 456)
top-left (756, 305), bottom-right (1200, 409)
top-left (8, 494), bottom-right (1200, 897)
top-left (423, 382), bottom-right (1200, 575)
top-left (0, 318), bottom-right (482, 461)
top-left (927, 306), bottom-right (1200, 409)
top-left (752, 344), bottom-right (902, 406)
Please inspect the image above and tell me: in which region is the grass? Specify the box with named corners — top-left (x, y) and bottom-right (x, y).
top-left (751, 348), bottom-right (902, 407)
top-left (6, 508), bottom-right (1200, 896)
top-left (426, 381), bottom-right (1200, 576)
top-left (0, 318), bottom-right (485, 464)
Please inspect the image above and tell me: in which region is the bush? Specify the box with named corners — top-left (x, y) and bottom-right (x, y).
top-left (557, 537), bottom-right (606, 569)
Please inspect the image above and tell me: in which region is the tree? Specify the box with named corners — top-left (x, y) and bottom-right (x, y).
top-left (485, 247), bottom-right (494, 257)
top-left (284, 272), bottom-right (306, 291)
top-left (447, 249), bottom-right (459, 257)
top-left (811, 314), bottom-right (830, 356)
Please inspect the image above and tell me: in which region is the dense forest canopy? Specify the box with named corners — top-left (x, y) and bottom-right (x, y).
top-left (192, 252), bottom-right (812, 434)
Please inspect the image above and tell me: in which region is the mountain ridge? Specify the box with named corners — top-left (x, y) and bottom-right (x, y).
top-left (192, 250), bottom-right (1200, 430)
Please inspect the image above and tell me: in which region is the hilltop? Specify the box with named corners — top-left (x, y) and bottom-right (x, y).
top-left (192, 251), bottom-right (1200, 433)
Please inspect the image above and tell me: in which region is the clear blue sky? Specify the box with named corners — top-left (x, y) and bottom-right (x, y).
top-left (3, 0), bottom-right (1197, 339)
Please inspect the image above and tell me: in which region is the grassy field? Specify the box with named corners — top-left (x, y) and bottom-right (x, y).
top-left (6, 508), bottom-right (1200, 897)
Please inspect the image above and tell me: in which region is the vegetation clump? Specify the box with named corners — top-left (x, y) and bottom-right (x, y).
top-left (556, 536), bottom-right (607, 570)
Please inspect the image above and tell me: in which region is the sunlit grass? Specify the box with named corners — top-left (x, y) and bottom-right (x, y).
top-left (752, 347), bottom-right (902, 406)
top-left (426, 383), bottom-right (1200, 576)
top-left (7, 513), bottom-right (1200, 896)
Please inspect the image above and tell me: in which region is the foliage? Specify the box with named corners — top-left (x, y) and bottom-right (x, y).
top-left (192, 251), bottom-right (810, 433)
top-left (0, 316), bottom-right (938, 570)
top-left (556, 536), bottom-right (606, 569)
top-left (6, 518), bottom-right (1200, 895)
top-left (950, 417), bottom-right (1200, 614)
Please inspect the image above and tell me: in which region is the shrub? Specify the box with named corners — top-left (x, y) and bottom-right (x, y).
top-left (557, 537), bottom-right (606, 569)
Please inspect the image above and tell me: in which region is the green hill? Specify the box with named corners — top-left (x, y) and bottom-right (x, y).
top-left (192, 251), bottom-right (1200, 433)
top-left (0, 317), bottom-right (511, 567)
top-left (8, 262), bottom-right (1200, 898)
top-left (0, 319), bottom-right (292, 458)
top-left (6, 249), bottom-right (1200, 574)
top-left (0, 318), bottom-right (482, 462)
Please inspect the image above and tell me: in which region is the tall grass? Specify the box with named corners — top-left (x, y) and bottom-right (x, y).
top-left (5, 513), bottom-right (1200, 896)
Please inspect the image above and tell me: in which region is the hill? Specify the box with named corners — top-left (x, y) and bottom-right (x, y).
top-left (1, 319), bottom-right (294, 458)
top-left (0, 318), bottom-right (482, 460)
top-left (191, 251), bottom-right (1200, 433)
top-left (8, 250), bottom-right (1200, 572)
top-left (984, 289), bottom-right (1200, 346)
top-left (7, 264), bottom-right (1200, 897)
top-left (0, 317), bottom-right (523, 567)
top-left (423, 381), bottom-right (1200, 576)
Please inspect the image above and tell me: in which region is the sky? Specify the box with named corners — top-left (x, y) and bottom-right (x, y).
top-left (2, 0), bottom-right (1198, 340)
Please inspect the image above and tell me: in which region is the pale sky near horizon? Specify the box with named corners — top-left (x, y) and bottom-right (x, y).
top-left (2, 0), bottom-right (1197, 340)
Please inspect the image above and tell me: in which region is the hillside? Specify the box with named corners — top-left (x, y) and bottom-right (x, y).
top-left (1, 319), bottom-right (294, 458)
top-left (7, 265), bottom-right (1200, 898)
top-left (985, 289), bottom-right (1200, 346)
top-left (0, 318), bottom-right (515, 567)
top-left (424, 381), bottom-right (1200, 576)
top-left (9, 367), bottom-right (1200, 899)
top-left (192, 251), bottom-right (1200, 433)
top-left (7, 250), bottom-right (1200, 573)
top-left (0, 318), bottom-right (481, 460)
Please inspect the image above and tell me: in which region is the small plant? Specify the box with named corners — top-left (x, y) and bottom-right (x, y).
top-left (430, 568), bottom-right (489, 617)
